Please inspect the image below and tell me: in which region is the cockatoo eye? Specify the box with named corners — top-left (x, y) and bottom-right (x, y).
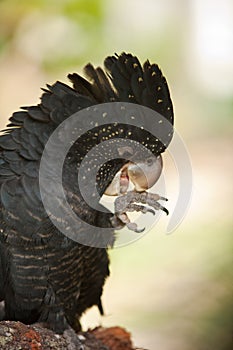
top-left (146, 157), bottom-right (154, 166)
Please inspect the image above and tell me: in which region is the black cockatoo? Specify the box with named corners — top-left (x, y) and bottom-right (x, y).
top-left (0, 53), bottom-right (173, 335)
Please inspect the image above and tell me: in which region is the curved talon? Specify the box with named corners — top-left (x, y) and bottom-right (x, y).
top-left (160, 196), bottom-right (168, 201)
top-left (136, 226), bottom-right (145, 233)
top-left (146, 208), bottom-right (155, 215)
top-left (127, 222), bottom-right (145, 233)
top-left (161, 207), bottom-right (169, 215)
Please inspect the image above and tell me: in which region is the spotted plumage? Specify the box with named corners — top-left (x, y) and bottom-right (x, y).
top-left (0, 53), bottom-right (174, 333)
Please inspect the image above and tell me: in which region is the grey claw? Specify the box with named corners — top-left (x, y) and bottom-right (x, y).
top-left (113, 191), bottom-right (169, 232)
top-left (63, 328), bottom-right (85, 350)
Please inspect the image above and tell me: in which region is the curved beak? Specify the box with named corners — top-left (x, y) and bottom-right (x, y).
top-left (127, 155), bottom-right (163, 192)
top-left (104, 155), bottom-right (163, 196)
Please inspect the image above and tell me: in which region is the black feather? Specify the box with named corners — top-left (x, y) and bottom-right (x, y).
top-left (0, 52), bottom-right (174, 333)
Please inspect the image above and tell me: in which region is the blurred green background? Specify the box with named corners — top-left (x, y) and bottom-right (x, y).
top-left (0, 1), bottom-right (232, 349)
